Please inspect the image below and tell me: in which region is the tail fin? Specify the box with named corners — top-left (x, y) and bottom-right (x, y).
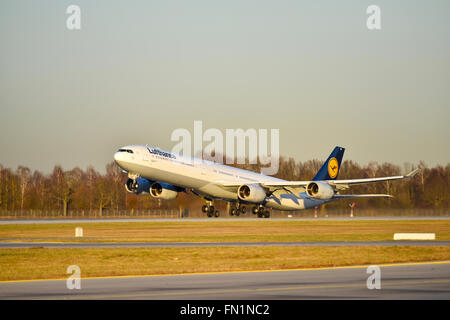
top-left (312, 146), bottom-right (345, 181)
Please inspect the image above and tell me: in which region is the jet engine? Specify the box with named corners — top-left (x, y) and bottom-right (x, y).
top-left (306, 181), bottom-right (335, 200)
top-left (150, 182), bottom-right (180, 200)
top-left (237, 184), bottom-right (267, 203)
top-left (125, 177), bottom-right (152, 195)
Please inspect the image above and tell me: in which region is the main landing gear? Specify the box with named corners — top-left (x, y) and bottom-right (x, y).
top-left (252, 205), bottom-right (270, 218)
top-left (229, 203), bottom-right (247, 216)
top-left (228, 203), bottom-right (270, 218)
top-left (202, 201), bottom-right (220, 218)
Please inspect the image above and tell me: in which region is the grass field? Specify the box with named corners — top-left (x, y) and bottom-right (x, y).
top-left (0, 220), bottom-right (449, 242)
top-left (1, 246), bottom-right (449, 281)
top-left (1, 220), bottom-right (449, 281)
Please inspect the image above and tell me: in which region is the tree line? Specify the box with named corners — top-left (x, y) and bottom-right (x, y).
top-left (0, 158), bottom-right (448, 215)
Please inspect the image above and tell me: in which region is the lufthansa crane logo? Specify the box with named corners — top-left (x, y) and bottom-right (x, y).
top-left (328, 157), bottom-right (339, 179)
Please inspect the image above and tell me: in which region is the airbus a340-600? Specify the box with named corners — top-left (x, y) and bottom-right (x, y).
top-left (113, 145), bottom-right (418, 218)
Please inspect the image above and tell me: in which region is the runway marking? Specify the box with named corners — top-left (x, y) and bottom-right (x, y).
top-left (1, 260), bottom-right (449, 284)
top-left (48, 279), bottom-right (450, 300)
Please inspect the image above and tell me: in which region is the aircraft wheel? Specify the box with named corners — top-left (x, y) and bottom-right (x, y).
top-left (235, 209), bottom-right (240, 216)
top-left (215, 210), bottom-right (220, 218)
top-left (263, 210), bottom-right (270, 218)
top-left (252, 206), bottom-right (259, 215)
top-left (240, 206), bottom-right (247, 214)
top-left (229, 208), bottom-right (235, 216)
top-left (202, 205), bottom-right (209, 213)
top-left (206, 205), bottom-right (215, 217)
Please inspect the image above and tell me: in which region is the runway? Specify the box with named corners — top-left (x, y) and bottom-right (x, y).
top-left (0, 216), bottom-right (449, 224)
top-left (1, 261), bottom-right (449, 299)
top-left (1, 241), bottom-right (450, 248)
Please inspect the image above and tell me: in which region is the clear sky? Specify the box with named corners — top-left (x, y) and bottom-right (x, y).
top-left (1, 0), bottom-right (449, 173)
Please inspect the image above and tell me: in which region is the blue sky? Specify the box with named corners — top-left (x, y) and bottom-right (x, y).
top-left (1, 0), bottom-right (449, 173)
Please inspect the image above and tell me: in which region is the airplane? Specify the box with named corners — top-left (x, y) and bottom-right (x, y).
top-left (113, 145), bottom-right (419, 218)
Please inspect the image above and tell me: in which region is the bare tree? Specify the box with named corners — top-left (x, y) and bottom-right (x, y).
top-left (50, 166), bottom-right (74, 217)
top-left (94, 176), bottom-right (113, 217)
top-left (106, 161), bottom-right (124, 212)
top-left (17, 166), bottom-right (31, 210)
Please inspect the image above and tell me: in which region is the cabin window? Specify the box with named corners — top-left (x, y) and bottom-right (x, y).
top-left (117, 149), bottom-right (134, 154)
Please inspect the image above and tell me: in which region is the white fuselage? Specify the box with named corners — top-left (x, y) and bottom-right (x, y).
top-left (114, 145), bottom-right (330, 210)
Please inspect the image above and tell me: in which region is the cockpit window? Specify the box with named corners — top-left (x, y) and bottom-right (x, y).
top-left (117, 149), bottom-right (134, 154)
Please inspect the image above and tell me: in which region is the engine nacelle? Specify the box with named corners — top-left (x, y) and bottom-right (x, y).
top-left (150, 182), bottom-right (179, 200)
top-left (237, 184), bottom-right (267, 203)
top-left (306, 181), bottom-right (335, 200)
top-left (125, 178), bottom-right (152, 195)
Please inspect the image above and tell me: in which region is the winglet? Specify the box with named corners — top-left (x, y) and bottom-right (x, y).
top-left (405, 168), bottom-right (420, 178)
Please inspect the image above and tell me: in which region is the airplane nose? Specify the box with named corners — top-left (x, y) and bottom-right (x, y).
top-left (114, 152), bottom-right (124, 163)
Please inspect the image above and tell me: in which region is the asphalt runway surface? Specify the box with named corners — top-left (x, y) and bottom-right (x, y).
top-left (0, 261), bottom-right (449, 299)
top-left (1, 241), bottom-right (450, 248)
top-left (0, 216), bottom-right (449, 224)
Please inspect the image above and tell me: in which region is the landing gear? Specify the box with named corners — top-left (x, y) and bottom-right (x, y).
top-left (203, 201), bottom-right (219, 218)
top-left (255, 206), bottom-right (270, 218)
top-left (229, 203), bottom-right (247, 217)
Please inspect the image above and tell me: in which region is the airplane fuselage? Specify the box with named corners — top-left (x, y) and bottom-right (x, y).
top-left (113, 145), bottom-right (330, 211)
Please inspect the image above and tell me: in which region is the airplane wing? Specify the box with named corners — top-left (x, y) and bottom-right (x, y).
top-left (327, 168), bottom-right (420, 187)
top-left (219, 181), bottom-right (310, 188)
top-left (332, 194), bottom-right (393, 199)
top-left (216, 168), bottom-right (420, 193)
top-left (262, 168), bottom-right (419, 189)
top-left (213, 147), bottom-right (420, 201)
